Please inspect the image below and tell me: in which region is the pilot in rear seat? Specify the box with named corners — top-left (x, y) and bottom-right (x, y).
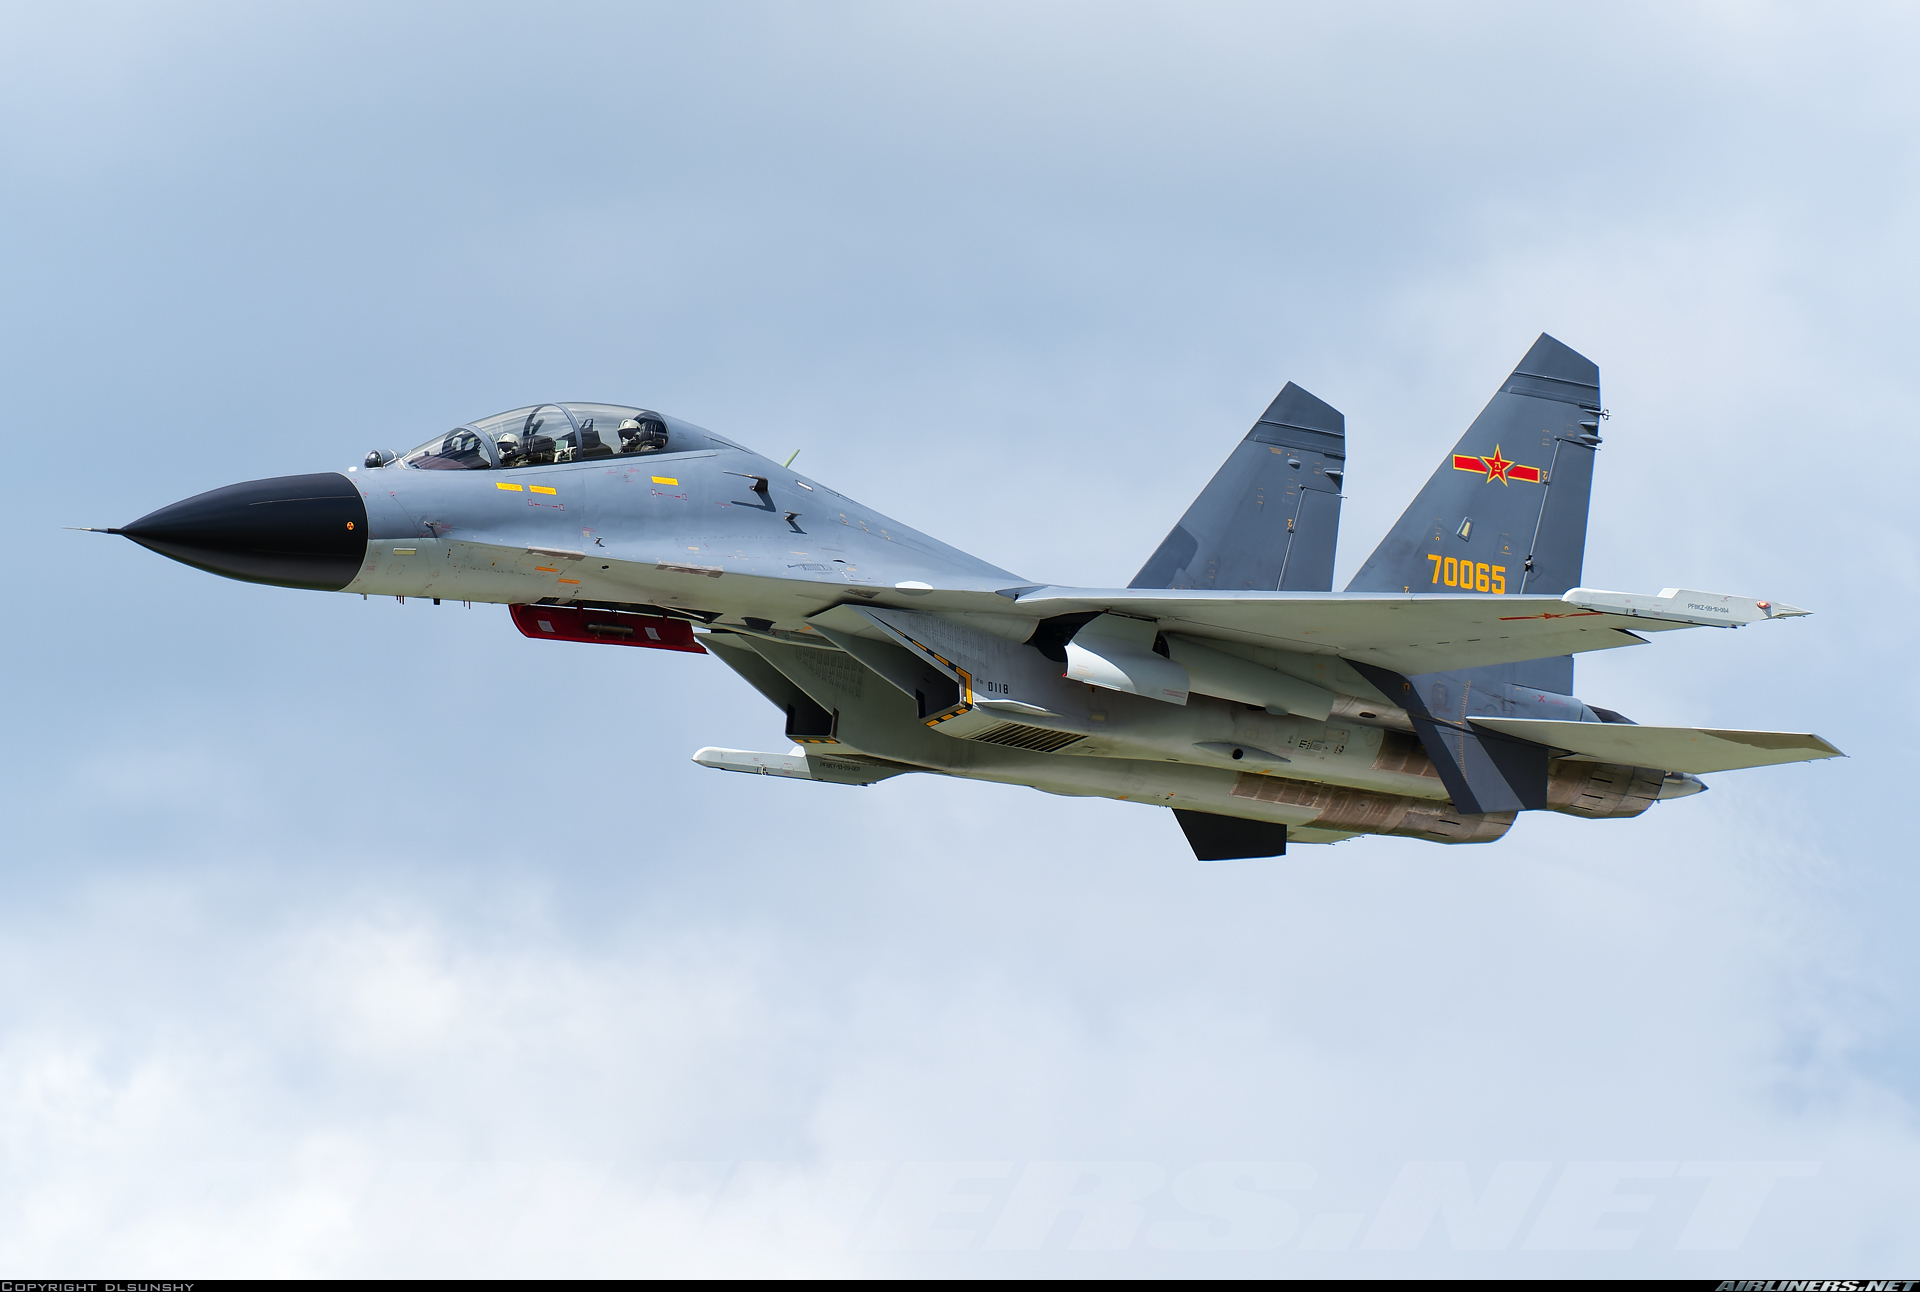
top-left (620, 418), bottom-right (668, 454)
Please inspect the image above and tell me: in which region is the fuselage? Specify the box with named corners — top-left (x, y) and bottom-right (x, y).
top-left (344, 415), bottom-right (1020, 613)
top-left (109, 401), bottom-right (1704, 848)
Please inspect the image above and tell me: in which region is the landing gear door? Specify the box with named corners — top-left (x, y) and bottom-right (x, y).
top-left (809, 624), bottom-right (963, 720)
top-left (811, 605), bottom-right (975, 725)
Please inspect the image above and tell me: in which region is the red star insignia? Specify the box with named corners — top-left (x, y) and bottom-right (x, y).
top-left (1482, 445), bottom-right (1514, 484)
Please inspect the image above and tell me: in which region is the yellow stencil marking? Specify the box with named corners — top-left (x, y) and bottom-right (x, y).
top-left (652, 476), bottom-right (679, 486)
top-left (530, 485), bottom-right (557, 495)
top-left (496, 481), bottom-right (524, 491)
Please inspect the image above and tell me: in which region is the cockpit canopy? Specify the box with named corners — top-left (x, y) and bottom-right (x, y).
top-left (400, 403), bottom-right (672, 471)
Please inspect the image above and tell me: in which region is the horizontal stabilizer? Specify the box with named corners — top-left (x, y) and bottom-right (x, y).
top-left (1466, 719), bottom-right (1843, 774)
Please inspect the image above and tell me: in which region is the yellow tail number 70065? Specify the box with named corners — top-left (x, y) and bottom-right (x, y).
top-left (1428, 553), bottom-right (1506, 594)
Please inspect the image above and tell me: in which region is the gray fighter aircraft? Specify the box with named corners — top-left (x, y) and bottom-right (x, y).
top-left (94, 335), bottom-right (1840, 858)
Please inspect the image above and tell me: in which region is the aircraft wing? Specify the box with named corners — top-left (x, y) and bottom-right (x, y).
top-left (993, 586), bottom-right (1805, 676)
top-left (1467, 718), bottom-right (1844, 773)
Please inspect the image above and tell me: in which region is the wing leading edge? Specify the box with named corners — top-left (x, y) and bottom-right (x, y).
top-left (991, 585), bottom-right (1802, 675)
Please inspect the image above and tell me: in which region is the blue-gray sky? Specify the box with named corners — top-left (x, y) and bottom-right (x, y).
top-left (3, 0), bottom-right (1916, 1274)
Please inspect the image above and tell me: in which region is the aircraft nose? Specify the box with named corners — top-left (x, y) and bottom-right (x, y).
top-left (116, 472), bottom-right (369, 591)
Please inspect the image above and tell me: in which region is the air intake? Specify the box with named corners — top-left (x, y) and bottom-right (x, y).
top-left (968, 722), bottom-right (1085, 753)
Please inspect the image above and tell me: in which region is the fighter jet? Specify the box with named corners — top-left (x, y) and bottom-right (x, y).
top-left (94, 335), bottom-right (1840, 859)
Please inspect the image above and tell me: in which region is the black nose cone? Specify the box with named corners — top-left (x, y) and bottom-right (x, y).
top-left (119, 472), bottom-right (369, 591)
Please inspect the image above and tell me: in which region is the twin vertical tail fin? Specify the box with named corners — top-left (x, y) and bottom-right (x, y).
top-left (1347, 333), bottom-right (1606, 814)
top-left (1135, 334), bottom-right (1599, 600)
top-left (1345, 333), bottom-right (1602, 598)
top-left (1128, 335), bottom-right (1608, 816)
top-left (1130, 383), bottom-right (1346, 592)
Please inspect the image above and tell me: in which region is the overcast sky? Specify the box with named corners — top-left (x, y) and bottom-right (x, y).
top-left (3, 0), bottom-right (1917, 1275)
